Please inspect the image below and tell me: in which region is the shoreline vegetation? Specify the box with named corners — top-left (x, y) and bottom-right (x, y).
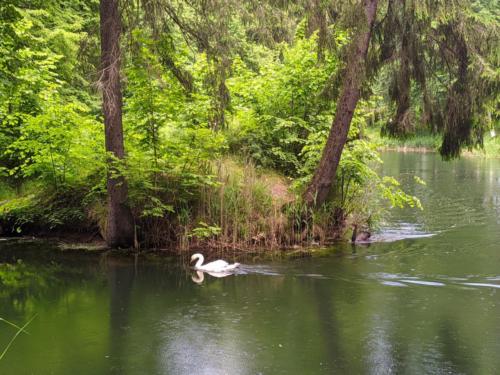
top-left (0, 153), bottom-right (419, 253)
top-left (363, 127), bottom-right (500, 158)
top-left (366, 128), bottom-right (500, 158)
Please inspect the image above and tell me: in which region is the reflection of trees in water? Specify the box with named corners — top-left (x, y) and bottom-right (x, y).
top-left (2, 238), bottom-right (500, 374)
top-left (0, 240), bottom-right (102, 314)
top-left (158, 310), bottom-right (249, 375)
top-left (357, 281), bottom-right (500, 374)
top-left (311, 279), bottom-right (348, 373)
top-left (0, 261), bottom-right (83, 313)
top-left (106, 258), bottom-right (135, 375)
top-left (437, 318), bottom-right (476, 374)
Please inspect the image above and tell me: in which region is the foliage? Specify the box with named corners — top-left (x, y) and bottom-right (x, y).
top-left (226, 32), bottom-right (343, 175)
top-left (374, 0), bottom-right (499, 158)
top-left (298, 105), bottom-right (422, 227)
top-left (0, 186), bottom-right (95, 234)
top-left (8, 97), bottom-right (103, 189)
top-left (0, 1), bottom-right (99, 188)
top-left (188, 222), bottom-right (222, 240)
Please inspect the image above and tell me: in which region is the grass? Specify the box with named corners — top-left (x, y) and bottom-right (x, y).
top-left (178, 158), bottom-right (296, 250)
top-left (365, 127), bottom-right (500, 157)
top-left (481, 135), bottom-right (500, 156)
top-left (365, 127), bottom-right (442, 150)
top-left (0, 184), bottom-right (16, 203)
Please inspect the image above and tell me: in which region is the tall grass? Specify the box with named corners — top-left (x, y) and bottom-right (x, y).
top-left (180, 159), bottom-right (292, 250)
top-left (171, 158), bottom-right (350, 251)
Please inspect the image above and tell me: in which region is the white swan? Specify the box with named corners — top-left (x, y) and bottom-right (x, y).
top-left (190, 253), bottom-right (240, 272)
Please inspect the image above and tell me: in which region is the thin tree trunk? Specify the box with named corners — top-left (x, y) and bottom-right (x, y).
top-left (100, 0), bottom-right (134, 247)
top-left (303, 0), bottom-right (378, 207)
top-left (306, 0), bottom-right (328, 62)
top-left (388, 8), bottom-right (411, 137)
top-left (391, 33), bottom-right (411, 136)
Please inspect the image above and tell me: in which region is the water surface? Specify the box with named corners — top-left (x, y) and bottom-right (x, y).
top-left (1, 151), bottom-right (500, 374)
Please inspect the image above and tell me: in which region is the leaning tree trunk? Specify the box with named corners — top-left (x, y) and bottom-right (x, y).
top-left (303, 0), bottom-right (378, 207)
top-left (100, 0), bottom-right (134, 247)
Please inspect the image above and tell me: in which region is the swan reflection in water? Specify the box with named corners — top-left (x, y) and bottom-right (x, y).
top-left (191, 270), bottom-right (235, 284)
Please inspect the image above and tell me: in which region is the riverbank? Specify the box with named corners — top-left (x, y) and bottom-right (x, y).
top-left (0, 151), bottom-right (421, 252)
top-left (365, 127), bottom-right (500, 157)
top-left (0, 158), bottom-right (352, 252)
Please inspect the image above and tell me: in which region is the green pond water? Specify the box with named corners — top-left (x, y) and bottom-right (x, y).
top-left (1, 151), bottom-right (500, 374)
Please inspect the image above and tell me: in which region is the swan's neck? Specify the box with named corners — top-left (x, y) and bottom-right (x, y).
top-left (195, 255), bottom-right (204, 268)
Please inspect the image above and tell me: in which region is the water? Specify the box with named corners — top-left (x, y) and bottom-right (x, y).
top-left (1, 151), bottom-right (500, 374)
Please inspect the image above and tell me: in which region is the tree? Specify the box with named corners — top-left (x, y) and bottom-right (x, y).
top-left (99, 0), bottom-right (134, 247)
top-left (379, 0), bottom-right (499, 157)
top-left (303, 0), bottom-right (378, 207)
top-left (304, 0), bottom-right (498, 207)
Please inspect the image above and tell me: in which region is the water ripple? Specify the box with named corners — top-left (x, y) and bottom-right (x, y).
top-left (461, 282), bottom-right (500, 289)
top-left (372, 221), bottom-right (436, 243)
top-left (372, 272), bottom-right (500, 290)
top-left (399, 279), bottom-right (445, 287)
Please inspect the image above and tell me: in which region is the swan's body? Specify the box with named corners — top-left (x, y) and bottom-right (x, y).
top-left (190, 253), bottom-right (240, 272)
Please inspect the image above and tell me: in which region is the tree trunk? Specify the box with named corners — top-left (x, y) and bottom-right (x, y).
top-left (389, 33), bottom-right (411, 137)
top-left (100, 0), bottom-right (134, 247)
top-left (303, 0), bottom-right (378, 207)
